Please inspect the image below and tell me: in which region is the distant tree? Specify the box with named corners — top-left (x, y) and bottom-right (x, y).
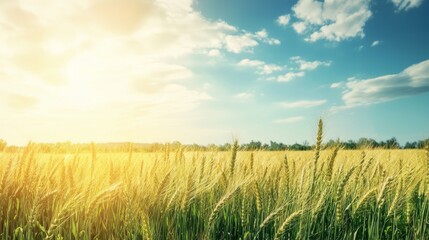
top-left (261, 143), bottom-right (269, 150)
top-left (404, 141), bottom-right (417, 149)
top-left (202, 144), bottom-right (215, 151)
top-left (303, 140), bottom-right (309, 148)
top-left (289, 143), bottom-right (301, 151)
top-left (385, 137), bottom-right (400, 149)
top-left (342, 140), bottom-right (357, 149)
top-left (417, 139), bottom-right (429, 149)
top-left (269, 141), bottom-right (286, 151)
top-left (357, 138), bottom-right (378, 149)
top-left (289, 143), bottom-right (311, 151)
top-left (324, 139), bottom-right (341, 149)
top-left (218, 143), bottom-right (231, 151)
top-left (252, 140), bottom-right (262, 150)
top-left (241, 140), bottom-right (262, 150)
top-left (324, 139), bottom-right (337, 149)
top-left (187, 144), bottom-right (201, 151)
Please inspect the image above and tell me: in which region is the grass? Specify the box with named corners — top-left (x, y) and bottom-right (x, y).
top-left (0, 124), bottom-right (428, 239)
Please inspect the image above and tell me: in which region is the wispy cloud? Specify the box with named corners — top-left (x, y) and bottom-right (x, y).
top-left (271, 56), bottom-right (331, 82)
top-left (291, 56), bottom-right (331, 71)
top-left (390, 0), bottom-right (424, 11)
top-left (207, 49), bottom-right (221, 57)
top-left (235, 91), bottom-right (254, 100)
top-left (255, 29), bottom-right (281, 45)
top-left (260, 64), bottom-right (283, 75)
top-left (279, 100), bottom-right (327, 108)
top-left (225, 29), bottom-right (280, 53)
top-left (238, 59), bottom-right (283, 75)
top-left (333, 59), bottom-right (429, 108)
top-left (371, 40), bottom-right (381, 47)
top-left (277, 72), bottom-right (305, 82)
top-left (291, 0), bottom-right (372, 42)
top-left (239, 56), bottom-right (330, 81)
top-left (273, 116), bottom-right (305, 124)
top-left (330, 82), bottom-right (344, 88)
top-left (238, 59), bottom-right (264, 67)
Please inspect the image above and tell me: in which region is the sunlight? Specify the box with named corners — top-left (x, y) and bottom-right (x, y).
top-left (0, 0), bottom-right (428, 238)
top-left (44, 39), bottom-right (67, 55)
top-left (63, 53), bottom-right (101, 108)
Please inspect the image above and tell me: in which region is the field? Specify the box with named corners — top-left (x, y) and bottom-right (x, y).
top-left (1, 132), bottom-right (429, 239)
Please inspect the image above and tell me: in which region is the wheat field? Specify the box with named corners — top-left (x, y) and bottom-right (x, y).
top-left (0, 124), bottom-right (428, 239)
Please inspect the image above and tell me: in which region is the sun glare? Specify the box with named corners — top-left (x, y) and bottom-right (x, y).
top-left (44, 39), bottom-right (67, 55)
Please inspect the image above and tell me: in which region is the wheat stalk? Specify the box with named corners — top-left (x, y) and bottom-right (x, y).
top-left (208, 184), bottom-right (241, 229)
top-left (335, 166), bottom-right (356, 224)
top-left (259, 205), bottom-right (285, 230)
top-left (312, 119), bottom-right (323, 191)
top-left (354, 187), bottom-right (377, 216)
top-left (326, 146), bottom-right (340, 182)
top-left (274, 210), bottom-right (302, 240)
top-left (377, 176), bottom-right (394, 207)
top-left (230, 140), bottom-right (239, 179)
top-left (388, 181), bottom-right (403, 217)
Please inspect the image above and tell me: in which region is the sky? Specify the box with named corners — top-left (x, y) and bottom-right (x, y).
top-left (0, 0), bottom-right (428, 146)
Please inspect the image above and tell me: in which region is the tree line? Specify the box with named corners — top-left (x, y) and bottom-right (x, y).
top-left (1, 137), bottom-right (428, 153)
top-left (233, 137), bottom-right (429, 151)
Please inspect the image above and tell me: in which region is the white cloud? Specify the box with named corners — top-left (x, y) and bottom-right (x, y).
top-left (238, 59), bottom-right (283, 75)
top-left (207, 49), bottom-right (221, 57)
top-left (291, 56), bottom-right (331, 71)
top-left (391, 0), bottom-right (423, 11)
top-left (291, 0), bottom-right (372, 42)
top-left (0, 0), bottom-right (284, 144)
top-left (292, 22), bottom-right (307, 34)
top-left (225, 33), bottom-right (259, 53)
top-left (301, 60), bottom-right (331, 70)
top-left (273, 116), bottom-right (305, 124)
top-left (335, 59), bottom-right (429, 108)
top-left (279, 100), bottom-right (327, 108)
top-left (268, 56), bottom-right (331, 82)
top-left (330, 82), bottom-right (343, 88)
top-left (260, 64), bottom-right (283, 75)
top-left (371, 40), bottom-right (381, 47)
top-left (347, 76), bottom-right (359, 81)
top-left (255, 29), bottom-right (268, 38)
top-left (214, 20), bottom-right (237, 32)
top-left (235, 92), bottom-right (254, 100)
top-left (293, 0), bottom-right (324, 25)
top-left (238, 59), bottom-right (265, 67)
top-left (277, 14), bottom-right (291, 26)
top-left (255, 29), bottom-right (281, 45)
top-left (0, 0), bottom-right (280, 101)
top-left (224, 29), bottom-right (280, 53)
top-left (277, 72), bottom-right (305, 82)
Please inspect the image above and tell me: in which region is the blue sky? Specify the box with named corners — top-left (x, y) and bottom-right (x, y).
top-left (0, 0), bottom-right (428, 145)
top-left (193, 0), bottom-right (429, 144)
